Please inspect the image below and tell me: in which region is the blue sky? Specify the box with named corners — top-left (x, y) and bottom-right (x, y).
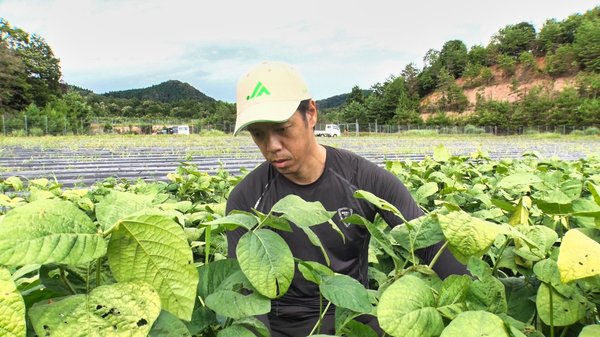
top-left (0, 0), bottom-right (597, 102)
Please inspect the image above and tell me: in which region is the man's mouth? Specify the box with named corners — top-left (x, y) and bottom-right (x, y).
top-left (271, 159), bottom-right (288, 169)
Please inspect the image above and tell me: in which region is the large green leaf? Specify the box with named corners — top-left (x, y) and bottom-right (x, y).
top-left (579, 325), bottom-right (600, 337)
top-left (413, 182), bottom-right (439, 205)
top-left (438, 211), bottom-right (504, 263)
top-left (319, 274), bottom-right (371, 314)
top-left (202, 212), bottom-right (258, 231)
top-left (197, 258), bottom-right (241, 300)
top-left (96, 191), bottom-right (155, 230)
top-left (497, 172), bottom-right (542, 189)
top-left (433, 144), bottom-right (451, 162)
top-left (377, 275), bottom-right (444, 337)
top-left (466, 275), bottom-right (507, 314)
top-left (149, 310), bottom-right (191, 337)
top-left (513, 225), bottom-right (558, 262)
top-left (390, 213), bottom-right (444, 251)
top-left (217, 325), bottom-right (255, 337)
top-left (436, 275), bottom-right (471, 319)
top-left (29, 282), bottom-right (161, 337)
top-left (536, 283), bottom-right (588, 326)
top-left (297, 260), bottom-right (334, 285)
top-left (439, 311), bottom-right (512, 337)
top-left (271, 194), bottom-right (336, 228)
top-left (354, 190), bottom-right (404, 220)
top-left (107, 214), bottom-right (198, 321)
top-left (0, 268), bottom-right (25, 337)
top-left (0, 199), bottom-right (107, 266)
top-left (205, 290), bottom-right (270, 319)
top-left (500, 277), bottom-right (537, 324)
top-left (236, 229), bottom-right (294, 298)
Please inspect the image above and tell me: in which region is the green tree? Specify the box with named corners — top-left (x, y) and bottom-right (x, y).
top-left (341, 101), bottom-right (368, 124)
top-left (573, 19), bottom-right (600, 72)
top-left (346, 85), bottom-right (365, 105)
top-left (401, 63), bottom-right (420, 100)
top-left (468, 45), bottom-right (488, 66)
top-left (439, 40), bottom-right (468, 78)
top-left (497, 54), bottom-right (517, 77)
top-left (0, 40), bottom-right (30, 113)
top-left (492, 22), bottom-right (536, 57)
top-left (537, 19), bottom-right (566, 54)
top-left (0, 19), bottom-right (62, 109)
top-left (545, 45), bottom-right (579, 77)
top-left (518, 51), bottom-right (536, 73)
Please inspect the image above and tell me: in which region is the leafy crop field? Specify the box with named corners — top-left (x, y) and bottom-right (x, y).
top-left (1, 134), bottom-right (599, 187)
top-left (1, 136), bottom-right (600, 337)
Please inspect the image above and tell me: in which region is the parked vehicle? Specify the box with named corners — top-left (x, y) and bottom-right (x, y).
top-left (314, 124), bottom-right (341, 137)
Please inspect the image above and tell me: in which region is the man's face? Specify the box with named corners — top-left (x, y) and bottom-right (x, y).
top-left (247, 107), bottom-right (317, 180)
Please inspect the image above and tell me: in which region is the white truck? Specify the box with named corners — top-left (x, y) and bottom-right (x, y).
top-left (314, 124), bottom-right (341, 137)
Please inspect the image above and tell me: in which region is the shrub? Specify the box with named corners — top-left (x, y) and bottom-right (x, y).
top-left (583, 126), bottom-right (600, 135)
top-left (200, 129), bottom-right (226, 136)
top-left (403, 129), bottom-right (439, 136)
top-left (570, 130), bottom-right (584, 136)
top-left (29, 127), bottom-right (44, 137)
top-left (465, 124), bottom-right (485, 134)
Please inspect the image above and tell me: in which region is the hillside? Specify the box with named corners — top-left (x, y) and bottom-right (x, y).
top-left (102, 80), bottom-right (216, 103)
top-left (420, 57), bottom-right (579, 118)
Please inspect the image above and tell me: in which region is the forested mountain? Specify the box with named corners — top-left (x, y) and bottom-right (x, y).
top-left (103, 80), bottom-right (215, 103)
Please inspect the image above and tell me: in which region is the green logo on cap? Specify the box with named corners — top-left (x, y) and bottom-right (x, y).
top-left (247, 81), bottom-right (271, 100)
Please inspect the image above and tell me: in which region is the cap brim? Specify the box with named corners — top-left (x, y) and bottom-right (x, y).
top-left (233, 100), bottom-right (302, 135)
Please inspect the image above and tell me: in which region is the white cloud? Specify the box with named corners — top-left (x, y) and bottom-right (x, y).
top-left (1, 0), bottom-right (597, 101)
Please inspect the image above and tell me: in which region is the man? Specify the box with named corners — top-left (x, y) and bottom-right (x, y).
top-left (226, 61), bottom-right (466, 336)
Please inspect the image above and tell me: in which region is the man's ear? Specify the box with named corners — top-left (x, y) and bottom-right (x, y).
top-left (307, 100), bottom-right (318, 127)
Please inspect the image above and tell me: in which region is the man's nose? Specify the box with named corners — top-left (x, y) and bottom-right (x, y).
top-left (265, 132), bottom-right (283, 152)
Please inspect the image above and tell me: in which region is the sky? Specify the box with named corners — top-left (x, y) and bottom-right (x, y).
top-left (0, 0), bottom-right (597, 102)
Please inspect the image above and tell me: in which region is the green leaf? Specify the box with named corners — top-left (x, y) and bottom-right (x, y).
top-left (557, 229), bottom-right (600, 283)
top-left (0, 199), bottom-right (107, 266)
top-left (414, 182), bottom-right (438, 204)
top-left (579, 325), bottom-right (600, 337)
top-left (438, 211), bottom-right (504, 263)
top-left (217, 325), bottom-right (255, 337)
top-left (536, 282), bottom-right (587, 326)
top-left (500, 277), bottom-right (537, 324)
top-left (96, 191), bottom-right (155, 230)
top-left (297, 260), bottom-right (334, 285)
top-left (466, 275), bottom-right (507, 314)
top-left (203, 212), bottom-right (258, 231)
top-left (0, 268), bottom-right (25, 337)
top-left (533, 190), bottom-right (574, 214)
top-left (436, 275), bottom-right (471, 319)
top-left (271, 194), bottom-right (336, 228)
top-left (587, 182), bottom-right (600, 205)
top-left (320, 274), bottom-right (371, 313)
top-left (497, 172), bottom-right (542, 189)
top-left (354, 190), bottom-right (403, 220)
top-left (29, 282), bottom-right (161, 337)
top-left (205, 290), bottom-right (270, 319)
top-left (236, 229), bottom-right (294, 298)
top-left (149, 310), bottom-right (191, 337)
top-left (197, 259), bottom-right (241, 300)
top-left (377, 275), bottom-right (444, 337)
top-left (108, 214), bottom-right (198, 321)
top-left (433, 144), bottom-right (451, 162)
top-left (440, 311), bottom-right (511, 337)
top-left (513, 225), bottom-right (558, 262)
top-left (390, 213), bottom-right (444, 251)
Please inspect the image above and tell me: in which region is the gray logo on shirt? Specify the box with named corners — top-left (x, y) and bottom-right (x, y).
top-left (337, 207), bottom-right (354, 226)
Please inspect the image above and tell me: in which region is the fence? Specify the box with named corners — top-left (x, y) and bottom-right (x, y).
top-left (1, 114), bottom-right (598, 136)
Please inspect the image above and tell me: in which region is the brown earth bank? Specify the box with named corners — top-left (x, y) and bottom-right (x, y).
top-left (420, 58), bottom-right (578, 120)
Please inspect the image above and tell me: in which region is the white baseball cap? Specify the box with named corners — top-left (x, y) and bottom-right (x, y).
top-left (234, 61), bottom-right (311, 135)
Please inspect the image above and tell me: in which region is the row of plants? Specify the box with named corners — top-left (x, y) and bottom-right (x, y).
top-left (0, 148), bottom-right (599, 336)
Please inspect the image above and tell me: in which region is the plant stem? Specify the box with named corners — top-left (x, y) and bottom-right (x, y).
top-left (492, 238), bottom-right (511, 276)
top-left (96, 258), bottom-right (102, 287)
top-left (549, 283), bottom-right (555, 337)
top-left (428, 241), bottom-right (449, 270)
top-left (59, 267), bottom-right (77, 294)
top-left (559, 326), bottom-right (569, 337)
top-left (205, 226), bottom-right (212, 265)
top-left (308, 301), bottom-right (332, 336)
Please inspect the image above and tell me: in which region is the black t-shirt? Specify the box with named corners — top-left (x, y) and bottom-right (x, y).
top-left (226, 145), bottom-right (465, 315)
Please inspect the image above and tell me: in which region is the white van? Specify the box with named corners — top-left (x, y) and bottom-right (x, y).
top-left (172, 125), bottom-right (190, 135)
